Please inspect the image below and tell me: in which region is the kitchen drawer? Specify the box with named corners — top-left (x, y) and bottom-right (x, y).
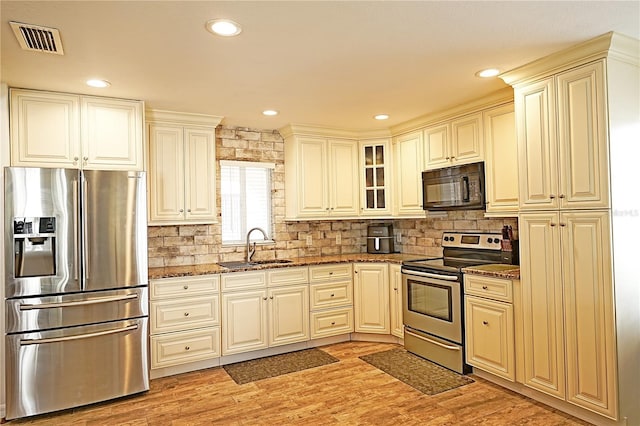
top-left (150, 275), bottom-right (219, 300)
top-left (309, 263), bottom-right (352, 283)
top-left (151, 326), bottom-right (220, 369)
top-left (310, 280), bottom-right (353, 310)
top-left (464, 275), bottom-right (513, 302)
top-left (221, 270), bottom-right (266, 292)
top-left (151, 295), bottom-right (220, 333)
top-left (310, 307), bottom-right (354, 339)
top-left (267, 267), bottom-right (309, 287)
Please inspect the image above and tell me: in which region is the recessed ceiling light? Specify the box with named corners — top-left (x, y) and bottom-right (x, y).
top-left (262, 110), bottom-right (278, 116)
top-left (206, 19), bottom-right (242, 37)
top-left (476, 68), bottom-right (500, 78)
top-left (374, 114), bottom-right (390, 120)
top-left (86, 79), bottom-right (111, 88)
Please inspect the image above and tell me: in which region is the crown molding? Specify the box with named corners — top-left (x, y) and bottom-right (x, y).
top-left (500, 32), bottom-right (640, 87)
top-left (145, 109), bottom-right (223, 127)
top-left (388, 87), bottom-right (514, 136)
top-left (279, 123), bottom-right (391, 140)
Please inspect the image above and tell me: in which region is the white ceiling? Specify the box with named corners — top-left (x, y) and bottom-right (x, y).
top-left (1, 1), bottom-right (638, 131)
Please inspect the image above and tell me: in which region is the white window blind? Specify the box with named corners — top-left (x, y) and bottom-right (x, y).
top-left (220, 161), bottom-right (274, 244)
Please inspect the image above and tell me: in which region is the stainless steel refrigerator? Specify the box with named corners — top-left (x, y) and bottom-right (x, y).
top-left (4, 167), bottom-right (149, 420)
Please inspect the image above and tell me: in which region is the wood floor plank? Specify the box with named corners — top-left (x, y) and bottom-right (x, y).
top-left (8, 342), bottom-right (592, 425)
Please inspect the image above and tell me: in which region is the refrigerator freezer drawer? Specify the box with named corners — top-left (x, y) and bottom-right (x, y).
top-left (5, 318), bottom-right (149, 420)
top-left (5, 287), bottom-right (149, 333)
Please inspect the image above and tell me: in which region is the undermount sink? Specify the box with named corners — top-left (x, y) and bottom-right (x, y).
top-left (218, 259), bottom-right (293, 269)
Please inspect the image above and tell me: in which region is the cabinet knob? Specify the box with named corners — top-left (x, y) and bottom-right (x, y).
top-left (560, 223), bottom-right (566, 227)
top-left (179, 209), bottom-right (184, 213)
top-left (445, 157), bottom-right (450, 160)
top-left (482, 285), bottom-right (488, 290)
top-left (331, 322), bottom-right (336, 326)
top-left (550, 223), bottom-right (557, 227)
top-left (330, 293), bottom-right (335, 297)
top-left (550, 194), bottom-right (556, 199)
top-left (83, 156), bottom-right (88, 161)
top-left (183, 285), bottom-right (189, 290)
top-left (450, 156), bottom-right (456, 160)
top-left (269, 296), bottom-right (274, 300)
top-left (185, 346), bottom-right (190, 351)
top-left (263, 297), bottom-right (267, 301)
top-left (482, 321), bottom-right (489, 326)
top-left (326, 208), bottom-right (330, 211)
top-left (559, 194), bottom-right (566, 199)
top-left (73, 156), bottom-right (79, 164)
top-left (184, 312), bottom-right (189, 317)
top-left (187, 208), bottom-right (191, 212)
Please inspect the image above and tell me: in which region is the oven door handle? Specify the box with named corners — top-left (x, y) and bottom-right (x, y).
top-left (401, 268), bottom-right (459, 281)
top-left (405, 329), bottom-right (461, 351)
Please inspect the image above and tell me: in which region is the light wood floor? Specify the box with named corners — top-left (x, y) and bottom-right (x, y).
top-left (9, 341), bottom-right (591, 425)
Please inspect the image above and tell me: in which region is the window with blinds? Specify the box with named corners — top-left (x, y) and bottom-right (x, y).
top-left (220, 160), bottom-right (274, 244)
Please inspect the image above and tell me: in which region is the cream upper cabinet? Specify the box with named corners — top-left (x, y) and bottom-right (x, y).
top-left (353, 263), bottom-right (390, 334)
top-left (516, 61), bottom-right (609, 210)
top-left (424, 112), bottom-right (483, 170)
top-left (10, 88), bottom-right (144, 170)
top-left (422, 123), bottom-right (450, 169)
top-left (519, 211), bottom-right (617, 418)
top-left (147, 110), bottom-right (221, 225)
top-left (284, 135), bottom-right (359, 219)
top-left (359, 139), bottom-right (392, 216)
top-left (393, 131), bottom-right (424, 216)
top-left (389, 264), bottom-right (403, 338)
top-left (483, 103), bottom-right (519, 216)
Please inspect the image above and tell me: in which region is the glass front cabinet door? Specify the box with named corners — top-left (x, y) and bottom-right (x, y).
top-left (359, 139), bottom-right (391, 216)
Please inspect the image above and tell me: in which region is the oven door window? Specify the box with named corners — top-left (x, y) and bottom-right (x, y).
top-left (407, 279), bottom-right (452, 322)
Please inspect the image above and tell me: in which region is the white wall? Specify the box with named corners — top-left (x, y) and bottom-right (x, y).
top-left (0, 82), bottom-right (10, 417)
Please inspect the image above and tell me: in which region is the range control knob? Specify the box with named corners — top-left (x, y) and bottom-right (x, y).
top-left (493, 238), bottom-right (500, 244)
top-left (486, 237), bottom-right (492, 243)
top-left (443, 236), bottom-right (450, 242)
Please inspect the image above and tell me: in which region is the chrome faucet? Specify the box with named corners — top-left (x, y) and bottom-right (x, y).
top-left (246, 227), bottom-right (269, 262)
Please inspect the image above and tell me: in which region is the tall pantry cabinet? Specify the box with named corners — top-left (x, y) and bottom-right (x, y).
top-left (501, 32), bottom-right (639, 424)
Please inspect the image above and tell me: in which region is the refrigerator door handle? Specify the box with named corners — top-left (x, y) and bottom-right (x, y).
top-left (19, 324), bottom-right (139, 346)
top-left (19, 293), bottom-right (139, 310)
top-left (73, 177), bottom-right (80, 282)
top-left (81, 174), bottom-right (89, 283)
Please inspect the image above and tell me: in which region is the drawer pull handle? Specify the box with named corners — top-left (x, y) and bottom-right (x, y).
top-left (184, 312), bottom-right (190, 317)
top-left (330, 293), bottom-right (335, 297)
top-left (185, 346), bottom-right (190, 351)
top-left (183, 285), bottom-right (189, 290)
top-left (331, 322), bottom-right (336, 325)
top-left (329, 272), bottom-right (333, 275)
top-left (482, 321), bottom-right (489, 325)
top-left (482, 285), bottom-right (488, 290)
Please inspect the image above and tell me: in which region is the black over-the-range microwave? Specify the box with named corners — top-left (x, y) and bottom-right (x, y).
top-left (422, 161), bottom-right (485, 211)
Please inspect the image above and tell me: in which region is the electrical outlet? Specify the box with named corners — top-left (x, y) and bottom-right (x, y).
top-left (336, 233), bottom-right (341, 245)
top-left (395, 231), bottom-right (402, 243)
top-left (306, 234), bottom-right (313, 246)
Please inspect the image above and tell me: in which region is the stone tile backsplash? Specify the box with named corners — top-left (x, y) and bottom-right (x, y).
top-left (147, 126), bottom-right (518, 268)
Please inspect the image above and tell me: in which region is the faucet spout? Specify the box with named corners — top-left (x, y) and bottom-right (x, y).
top-left (246, 227), bottom-right (269, 262)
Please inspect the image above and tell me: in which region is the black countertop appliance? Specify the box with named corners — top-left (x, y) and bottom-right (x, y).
top-left (367, 224), bottom-right (395, 254)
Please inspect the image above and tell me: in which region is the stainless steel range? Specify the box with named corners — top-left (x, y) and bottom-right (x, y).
top-left (401, 231), bottom-right (517, 374)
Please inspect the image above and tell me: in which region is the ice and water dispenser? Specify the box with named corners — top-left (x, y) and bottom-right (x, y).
top-left (13, 216), bottom-right (57, 277)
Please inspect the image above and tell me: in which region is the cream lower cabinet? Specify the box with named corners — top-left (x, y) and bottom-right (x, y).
top-left (309, 263), bottom-right (354, 338)
top-left (464, 275), bottom-right (515, 381)
top-left (147, 110), bottom-right (222, 224)
top-left (150, 275), bottom-right (221, 370)
top-left (221, 268), bottom-right (309, 355)
top-left (483, 103), bottom-right (519, 216)
top-left (389, 264), bottom-right (403, 338)
top-left (10, 88), bottom-right (144, 170)
top-left (519, 210), bottom-right (617, 418)
top-left (353, 263), bottom-right (390, 334)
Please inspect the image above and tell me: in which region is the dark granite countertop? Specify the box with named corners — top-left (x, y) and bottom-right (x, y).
top-left (149, 253), bottom-right (426, 279)
top-left (462, 264), bottom-right (520, 280)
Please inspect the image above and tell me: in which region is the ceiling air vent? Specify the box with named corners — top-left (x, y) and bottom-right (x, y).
top-left (9, 21), bottom-right (64, 55)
